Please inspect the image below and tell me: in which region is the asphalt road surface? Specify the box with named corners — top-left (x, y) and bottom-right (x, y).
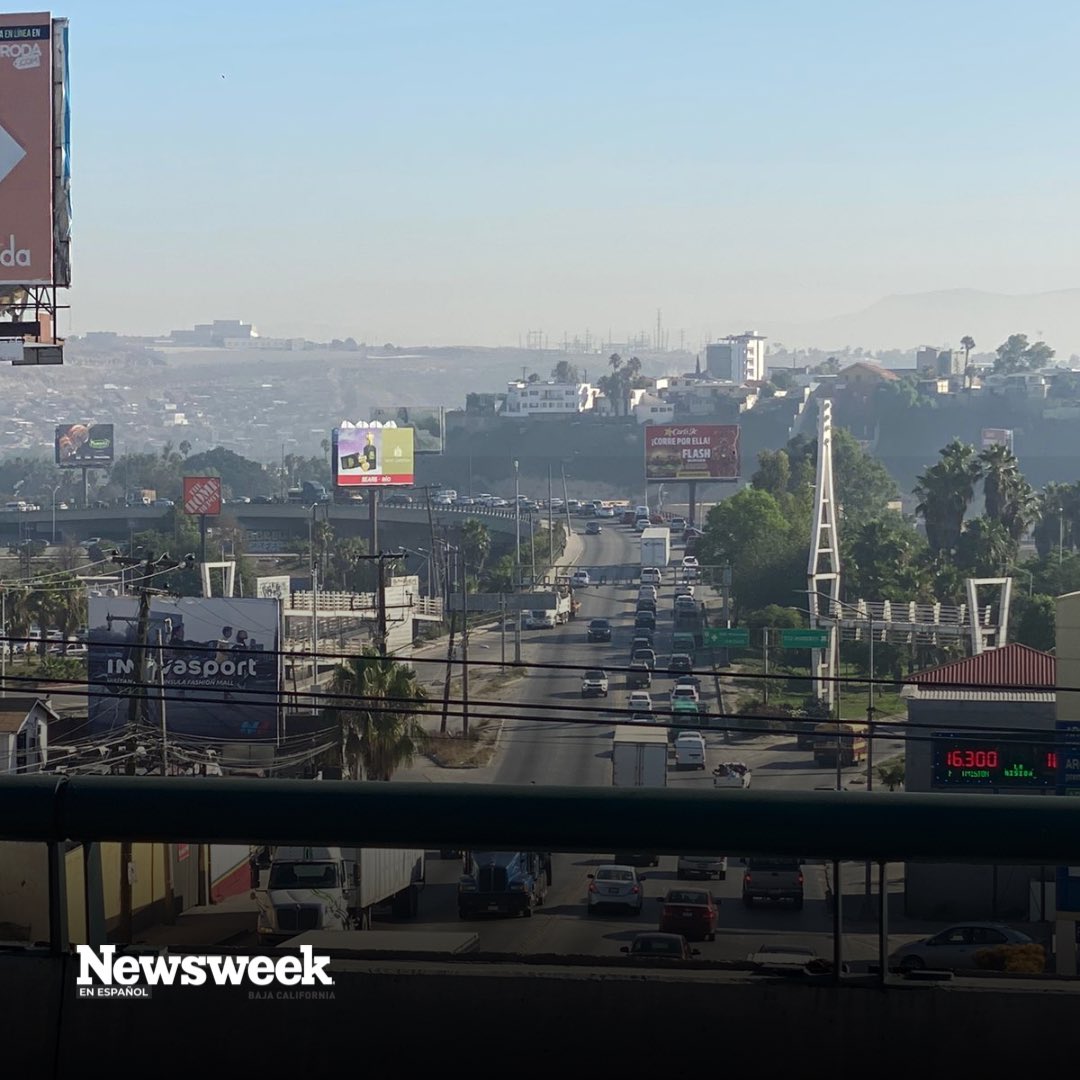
top-left (385, 521), bottom-right (907, 963)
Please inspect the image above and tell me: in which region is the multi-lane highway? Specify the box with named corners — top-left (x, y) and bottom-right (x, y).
top-left (389, 520), bottom-right (907, 963)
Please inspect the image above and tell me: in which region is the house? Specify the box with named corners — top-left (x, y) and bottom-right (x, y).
top-left (902, 643), bottom-right (1056, 920)
top-left (836, 361), bottom-right (900, 392)
top-left (0, 696), bottom-right (58, 774)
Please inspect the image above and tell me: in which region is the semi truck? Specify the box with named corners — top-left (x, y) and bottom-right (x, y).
top-left (611, 725), bottom-right (668, 866)
top-left (254, 844), bottom-right (425, 942)
top-left (812, 722), bottom-right (868, 767)
top-left (640, 526), bottom-right (671, 569)
top-left (457, 850), bottom-right (552, 918)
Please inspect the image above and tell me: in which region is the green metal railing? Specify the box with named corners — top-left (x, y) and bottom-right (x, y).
top-left (3, 775), bottom-right (1080, 861)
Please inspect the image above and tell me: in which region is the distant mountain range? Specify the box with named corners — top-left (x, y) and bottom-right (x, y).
top-left (755, 289), bottom-right (1080, 357)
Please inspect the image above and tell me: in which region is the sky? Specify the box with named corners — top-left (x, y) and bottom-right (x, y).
top-left (45, 0), bottom-right (1080, 344)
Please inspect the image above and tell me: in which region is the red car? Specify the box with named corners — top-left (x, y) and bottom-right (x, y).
top-left (658, 888), bottom-right (718, 942)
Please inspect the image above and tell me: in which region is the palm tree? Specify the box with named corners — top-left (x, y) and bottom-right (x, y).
top-left (960, 335), bottom-right (976, 389)
top-left (957, 517), bottom-right (1015, 576)
top-left (178, 440), bottom-right (192, 458)
top-left (913, 440), bottom-right (982, 555)
top-left (459, 519), bottom-right (491, 579)
top-left (320, 438), bottom-right (330, 462)
top-left (979, 445), bottom-right (1037, 541)
top-left (329, 651), bottom-right (428, 780)
top-left (4, 587), bottom-right (34, 662)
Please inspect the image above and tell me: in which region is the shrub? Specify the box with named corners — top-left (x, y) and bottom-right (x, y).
top-left (973, 944), bottom-right (1045, 974)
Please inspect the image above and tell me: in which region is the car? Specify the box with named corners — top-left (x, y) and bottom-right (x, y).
top-left (888, 923), bottom-right (1035, 973)
top-left (637, 584), bottom-right (658, 600)
top-left (634, 612), bottom-right (656, 632)
top-left (250, 494), bottom-right (273, 504)
top-left (630, 632), bottom-right (654, 652)
top-left (682, 554), bottom-right (700, 571)
top-left (581, 669), bottom-right (609, 697)
top-left (674, 595), bottom-right (698, 612)
top-left (674, 731), bottom-right (707, 769)
top-left (634, 517), bottom-right (650, 532)
top-left (674, 673), bottom-right (702, 693)
top-left (585, 521), bottom-right (601, 535)
top-left (677, 854), bottom-right (727, 881)
top-left (620, 933), bottom-right (699, 960)
top-left (586, 618), bottom-right (612, 643)
top-left (629, 712), bottom-right (653, 724)
top-left (152, 498), bottom-right (175, 508)
top-left (635, 597), bottom-right (656, 614)
top-left (596, 506), bottom-right (616, 518)
top-left (658, 888), bottom-right (718, 941)
top-left (79, 537), bottom-right (102, 547)
top-left (587, 864), bottom-right (644, 914)
top-left (669, 517), bottom-right (687, 532)
top-left (627, 690), bottom-right (653, 712)
top-left (631, 647), bottom-right (656, 670)
top-left (741, 857), bottom-right (804, 910)
top-left (571, 569), bottom-right (590, 587)
top-left (627, 661), bottom-right (652, 690)
top-left (674, 585), bottom-right (695, 600)
top-left (668, 653), bottom-right (694, 676)
top-left (670, 684), bottom-right (700, 705)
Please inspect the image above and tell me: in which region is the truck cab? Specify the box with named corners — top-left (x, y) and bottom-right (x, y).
top-left (255, 845), bottom-right (354, 942)
top-left (458, 851), bottom-right (551, 918)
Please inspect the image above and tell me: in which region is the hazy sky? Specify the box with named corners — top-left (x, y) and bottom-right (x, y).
top-left (55, 0), bottom-right (1080, 344)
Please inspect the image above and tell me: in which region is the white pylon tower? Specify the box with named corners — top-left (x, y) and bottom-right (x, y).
top-left (808, 399), bottom-right (842, 707)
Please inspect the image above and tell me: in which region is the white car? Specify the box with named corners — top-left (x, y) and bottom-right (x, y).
top-left (634, 517), bottom-right (650, 532)
top-left (682, 556), bottom-right (700, 579)
top-left (571, 570), bottom-right (590, 587)
top-left (640, 567), bottom-right (661, 587)
top-left (671, 684), bottom-right (700, 705)
top-left (587, 865), bottom-right (644, 914)
top-left (627, 691), bottom-right (653, 712)
top-left (889, 923), bottom-right (1033, 973)
top-left (596, 506), bottom-right (616, 518)
top-left (675, 732), bottom-right (707, 770)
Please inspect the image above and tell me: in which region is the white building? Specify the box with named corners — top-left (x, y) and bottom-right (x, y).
top-left (632, 393), bottom-right (675, 425)
top-left (0, 697), bottom-right (56, 775)
top-left (704, 331), bottom-right (767, 383)
top-left (503, 380), bottom-right (597, 417)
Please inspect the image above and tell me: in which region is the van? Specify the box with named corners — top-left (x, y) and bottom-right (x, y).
top-left (640, 567), bottom-right (661, 587)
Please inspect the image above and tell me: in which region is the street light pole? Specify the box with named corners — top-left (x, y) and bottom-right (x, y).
top-left (514, 460), bottom-right (521, 587)
top-left (50, 484), bottom-right (60, 545)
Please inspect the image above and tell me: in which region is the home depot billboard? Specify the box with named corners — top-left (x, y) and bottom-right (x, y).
top-left (0, 12), bottom-right (69, 287)
top-left (645, 424), bottom-right (740, 481)
top-left (183, 475), bottom-right (222, 516)
top-left (333, 423), bottom-right (414, 486)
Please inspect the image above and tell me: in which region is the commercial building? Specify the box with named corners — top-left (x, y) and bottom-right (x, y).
top-left (704, 331), bottom-right (766, 383)
top-left (902, 643), bottom-right (1056, 920)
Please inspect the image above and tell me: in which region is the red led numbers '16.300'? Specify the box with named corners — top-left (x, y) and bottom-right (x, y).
top-left (946, 749), bottom-right (999, 768)
top-left (932, 734), bottom-right (1057, 788)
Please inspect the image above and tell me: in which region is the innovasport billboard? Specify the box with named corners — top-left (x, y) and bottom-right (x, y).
top-left (54, 423), bottom-right (114, 466)
top-left (0, 12), bottom-right (70, 287)
top-left (87, 597), bottom-right (282, 740)
top-left (367, 406), bottom-right (445, 454)
top-left (645, 424), bottom-right (740, 481)
top-left (333, 423), bottom-right (415, 487)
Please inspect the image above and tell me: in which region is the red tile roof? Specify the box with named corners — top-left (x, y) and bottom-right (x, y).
top-left (839, 362), bottom-right (900, 382)
top-left (910, 643), bottom-right (1055, 688)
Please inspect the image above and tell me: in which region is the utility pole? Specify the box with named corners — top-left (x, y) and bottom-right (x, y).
top-left (460, 548), bottom-right (469, 738)
top-left (514, 460), bottom-right (521, 586)
top-left (158, 624), bottom-right (175, 924)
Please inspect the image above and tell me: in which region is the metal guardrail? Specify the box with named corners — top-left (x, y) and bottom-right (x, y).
top-left (3, 777), bottom-right (1080, 863)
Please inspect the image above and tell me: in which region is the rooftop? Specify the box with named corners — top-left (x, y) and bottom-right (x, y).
top-left (910, 643), bottom-right (1055, 688)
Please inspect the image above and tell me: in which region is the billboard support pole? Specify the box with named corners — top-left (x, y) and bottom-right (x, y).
top-left (81, 467), bottom-right (89, 510)
top-left (369, 489), bottom-right (379, 558)
top-left (200, 515), bottom-right (207, 566)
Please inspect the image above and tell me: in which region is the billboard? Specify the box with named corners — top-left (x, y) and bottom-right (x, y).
top-left (645, 424), bottom-right (740, 481)
top-left (55, 423), bottom-right (114, 466)
top-left (88, 596), bottom-right (282, 740)
top-left (255, 575), bottom-right (291, 601)
top-left (368, 406), bottom-right (445, 454)
top-left (0, 13), bottom-right (54, 285)
top-left (981, 427), bottom-right (1014, 453)
top-left (183, 475), bottom-right (222, 516)
top-left (333, 423), bottom-right (415, 487)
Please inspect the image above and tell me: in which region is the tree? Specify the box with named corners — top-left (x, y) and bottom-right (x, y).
top-left (459, 519), bottom-right (491, 578)
top-left (751, 449), bottom-right (791, 500)
top-left (914, 440), bottom-right (982, 555)
top-left (960, 335), bottom-right (975, 367)
top-left (979, 444), bottom-right (1037, 542)
top-left (1010, 594), bottom-right (1055, 651)
top-left (956, 516), bottom-right (1014, 576)
top-left (320, 438), bottom-right (331, 462)
top-left (831, 428), bottom-right (898, 529)
top-left (178, 440), bottom-right (192, 458)
top-left (844, 515), bottom-right (931, 601)
top-left (993, 333), bottom-right (1056, 374)
top-left (329, 651), bottom-right (428, 781)
top-left (550, 360), bottom-right (580, 384)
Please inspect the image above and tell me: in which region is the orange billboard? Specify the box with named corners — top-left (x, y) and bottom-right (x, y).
top-left (0, 12), bottom-right (54, 285)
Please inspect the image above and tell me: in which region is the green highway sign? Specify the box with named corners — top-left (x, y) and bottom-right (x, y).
top-left (704, 627), bottom-right (749, 647)
top-left (780, 628), bottom-right (831, 649)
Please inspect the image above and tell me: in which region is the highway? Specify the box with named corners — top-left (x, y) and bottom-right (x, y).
top-left (388, 519), bottom-right (907, 964)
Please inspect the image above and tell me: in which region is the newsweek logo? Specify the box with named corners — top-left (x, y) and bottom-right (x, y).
top-left (0, 42), bottom-right (43, 70)
top-left (76, 945), bottom-right (335, 1000)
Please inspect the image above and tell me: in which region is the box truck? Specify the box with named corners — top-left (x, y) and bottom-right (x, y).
top-left (640, 526), bottom-right (671, 569)
top-left (611, 725), bottom-right (669, 866)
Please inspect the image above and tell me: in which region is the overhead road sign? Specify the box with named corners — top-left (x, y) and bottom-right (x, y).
top-left (704, 627), bottom-right (749, 647)
top-left (781, 628), bottom-right (830, 649)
